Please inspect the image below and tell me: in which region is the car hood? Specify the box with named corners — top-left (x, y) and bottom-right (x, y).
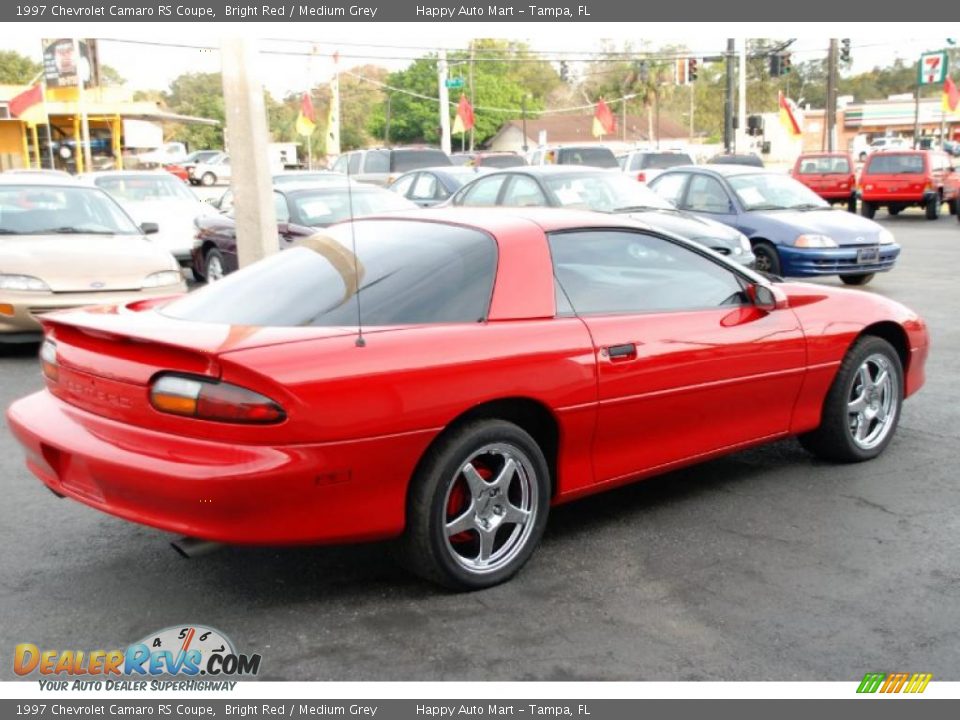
top-left (0, 235), bottom-right (179, 292)
top-left (120, 199), bottom-right (216, 252)
top-left (751, 208), bottom-right (887, 245)
top-left (625, 209), bottom-right (743, 246)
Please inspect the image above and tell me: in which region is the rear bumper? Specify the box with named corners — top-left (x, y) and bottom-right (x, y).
top-left (0, 286), bottom-right (186, 335)
top-left (860, 191), bottom-right (937, 205)
top-left (7, 391), bottom-right (434, 545)
top-left (777, 244), bottom-right (901, 277)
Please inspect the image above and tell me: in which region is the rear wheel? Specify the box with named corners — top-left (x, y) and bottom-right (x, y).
top-left (799, 336), bottom-right (903, 462)
top-left (840, 273), bottom-right (875, 286)
top-left (948, 198), bottom-right (958, 215)
top-left (201, 172), bottom-right (216, 187)
top-left (751, 241), bottom-right (781, 276)
top-left (860, 201), bottom-right (876, 219)
top-left (847, 194), bottom-right (858, 213)
top-left (888, 206), bottom-right (901, 216)
top-left (925, 194), bottom-right (941, 220)
top-left (400, 420), bottom-right (550, 590)
top-left (204, 248), bottom-right (225, 282)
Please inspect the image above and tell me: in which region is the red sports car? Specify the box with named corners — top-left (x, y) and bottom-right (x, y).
top-left (7, 209), bottom-right (929, 589)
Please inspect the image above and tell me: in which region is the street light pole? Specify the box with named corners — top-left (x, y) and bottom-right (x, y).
top-left (724, 39), bottom-right (735, 153)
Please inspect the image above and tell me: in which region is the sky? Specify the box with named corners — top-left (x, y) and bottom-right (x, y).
top-left (1, 24), bottom-right (953, 99)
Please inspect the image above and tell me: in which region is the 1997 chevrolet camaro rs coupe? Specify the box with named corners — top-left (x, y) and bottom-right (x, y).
top-left (7, 209), bottom-right (929, 589)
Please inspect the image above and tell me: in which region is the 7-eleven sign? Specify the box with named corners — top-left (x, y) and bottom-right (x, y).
top-left (919, 51), bottom-right (948, 85)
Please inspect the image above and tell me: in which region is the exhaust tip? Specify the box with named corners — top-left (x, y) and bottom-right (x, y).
top-left (171, 537), bottom-right (223, 559)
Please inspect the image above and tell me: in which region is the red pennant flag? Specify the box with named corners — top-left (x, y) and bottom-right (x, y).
top-left (592, 98), bottom-right (616, 137)
top-left (943, 76), bottom-right (960, 112)
top-left (9, 84), bottom-right (44, 124)
top-left (457, 94), bottom-right (474, 131)
top-left (300, 92), bottom-right (316, 123)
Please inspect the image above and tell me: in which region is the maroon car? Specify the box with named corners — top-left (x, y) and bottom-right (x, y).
top-left (191, 184), bottom-right (417, 281)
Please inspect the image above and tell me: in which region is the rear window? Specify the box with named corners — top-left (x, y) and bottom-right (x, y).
top-left (391, 150), bottom-right (452, 172)
top-left (797, 156), bottom-right (851, 174)
top-left (479, 154), bottom-right (526, 168)
top-left (288, 188), bottom-right (415, 226)
top-left (865, 154), bottom-right (925, 174)
top-left (557, 147), bottom-right (619, 168)
top-left (632, 153), bottom-right (693, 171)
top-left (161, 220), bottom-right (496, 327)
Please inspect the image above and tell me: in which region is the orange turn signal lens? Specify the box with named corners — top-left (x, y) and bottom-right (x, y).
top-left (0, 304), bottom-right (14, 317)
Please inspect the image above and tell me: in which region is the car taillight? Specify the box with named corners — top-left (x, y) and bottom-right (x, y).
top-left (636, 172), bottom-right (646, 182)
top-left (40, 338), bottom-right (58, 382)
top-left (150, 374), bottom-right (285, 424)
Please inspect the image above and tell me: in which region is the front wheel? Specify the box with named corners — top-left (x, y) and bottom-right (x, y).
top-left (948, 198), bottom-right (957, 216)
top-left (840, 273), bottom-right (875, 286)
top-left (847, 194), bottom-right (858, 213)
top-left (925, 194), bottom-right (941, 220)
top-left (799, 336), bottom-right (903, 462)
top-left (204, 247), bottom-right (226, 282)
top-left (201, 172), bottom-right (216, 187)
top-left (860, 201), bottom-right (876, 219)
top-left (400, 420), bottom-right (551, 590)
top-left (751, 242), bottom-right (782, 276)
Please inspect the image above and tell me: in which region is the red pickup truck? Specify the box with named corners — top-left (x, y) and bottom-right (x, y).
top-left (790, 153), bottom-right (858, 212)
top-left (859, 150), bottom-right (959, 220)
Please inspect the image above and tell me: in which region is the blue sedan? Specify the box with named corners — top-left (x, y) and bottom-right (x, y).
top-left (649, 165), bottom-right (900, 285)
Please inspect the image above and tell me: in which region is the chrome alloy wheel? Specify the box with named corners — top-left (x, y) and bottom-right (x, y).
top-left (847, 352), bottom-right (898, 451)
top-left (442, 443), bottom-right (539, 575)
top-left (206, 253), bottom-right (224, 282)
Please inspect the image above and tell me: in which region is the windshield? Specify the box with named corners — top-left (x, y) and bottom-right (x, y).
top-left (797, 156), bottom-right (851, 174)
top-left (94, 174), bottom-right (198, 203)
top-left (636, 153), bottom-right (693, 170)
top-left (479, 154), bottom-right (526, 168)
top-left (0, 185), bottom-right (141, 235)
top-left (556, 147), bottom-right (619, 168)
top-left (289, 187), bottom-right (416, 227)
top-left (391, 150), bottom-right (452, 172)
top-left (864, 154), bottom-right (925, 174)
top-left (545, 172), bottom-right (675, 212)
top-left (727, 173), bottom-right (828, 211)
top-left (161, 220), bottom-right (497, 327)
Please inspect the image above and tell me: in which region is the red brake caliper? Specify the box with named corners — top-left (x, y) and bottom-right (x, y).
top-left (447, 463), bottom-right (491, 543)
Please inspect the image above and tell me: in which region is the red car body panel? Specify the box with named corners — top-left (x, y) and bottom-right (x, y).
top-left (859, 150), bottom-right (959, 204)
top-left (790, 153), bottom-right (856, 201)
top-left (6, 209), bottom-right (930, 546)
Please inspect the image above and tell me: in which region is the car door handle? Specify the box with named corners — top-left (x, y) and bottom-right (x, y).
top-left (604, 343), bottom-right (637, 361)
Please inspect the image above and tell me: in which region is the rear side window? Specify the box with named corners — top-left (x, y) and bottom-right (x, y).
top-left (865, 154), bottom-right (925, 174)
top-left (363, 151), bottom-right (389, 174)
top-left (480, 154), bottom-right (526, 168)
top-left (798, 156), bottom-right (851, 174)
top-left (558, 147), bottom-right (619, 168)
top-left (633, 153), bottom-right (693, 170)
top-left (391, 150), bottom-right (452, 172)
top-left (161, 221), bottom-right (497, 327)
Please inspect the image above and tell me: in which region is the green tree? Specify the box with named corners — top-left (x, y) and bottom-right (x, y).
top-left (0, 50), bottom-right (41, 84)
top-left (162, 72), bottom-right (225, 150)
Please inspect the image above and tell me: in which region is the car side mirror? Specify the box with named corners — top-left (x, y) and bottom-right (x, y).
top-left (140, 222), bottom-right (159, 235)
top-left (747, 283), bottom-right (788, 311)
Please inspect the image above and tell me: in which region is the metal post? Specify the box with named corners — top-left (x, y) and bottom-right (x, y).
top-left (724, 39), bottom-right (735, 153)
top-left (826, 39), bottom-right (838, 152)
top-left (737, 39), bottom-right (747, 153)
top-left (689, 82), bottom-right (694, 146)
top-left (468, 41), bottom-right (476, 152)
top-left (384, 93), bottom-right (391, 144)
top-left (655, 86), bottom-right (661, 149)
top-left (913, 58), bottom-right (922, 149)
top-left (220, 37), bottom-right (277, 268)
top-left (438, 49), bottom-right (451, 155)
top-left (521, 95), bottom-right (528, 152)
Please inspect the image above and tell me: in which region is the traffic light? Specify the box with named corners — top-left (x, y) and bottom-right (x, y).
top-left (687, 57), bottom-right (698, 82)
top-left (840, 39), bottom-right (851, 63)
top-left (770, 54), bottom-right (782, 77)
top-left (559, 60), bottom-right (569, 82)
top-left (781, 52), bottom-right (792, 75)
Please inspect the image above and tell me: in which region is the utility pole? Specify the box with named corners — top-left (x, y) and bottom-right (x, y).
top-left (689, 83), bottom-right (695, 145)
top-left (438, 49), bottom-right (451, 155)
top-left (384, 93), bottom-right (391, 144)
top-left (737, 39), bottom-right (747, 153)
top-left (73, 38), bottom-right (92, 173)
top-left (521, 95), bottom-right (528, 152)
top-left (468, 41), bottom-right (476, 152)
top-left (826, 38), bottom-right (838, 152)
top-left (724, 38), bottom-right (735, 153)
top-left (220, 38), bottom-right (277, 268)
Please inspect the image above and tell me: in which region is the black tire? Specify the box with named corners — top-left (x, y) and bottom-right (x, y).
top-left (201, 172), bottom-right (216, 187)
top-left (798, 336), bottom-right (903, 463)
top-left (204, 247), bottom-right (225, 282)
top-left (751, 241), bottom-right (781, 276)
top-left (860, 201), bottom-right (876, 219)
top-left (925, 194), bottom-right (941, 220)
top-left (888, 206), bottom-right (901, 216)
top-left (400, 419), bottom-right (551, 590)
top-left (847, 194), bottom-right (858, 213)
top-left (840, 273), bottom-right (875, 286)
top-left (948, 198), bottom-right (957, 216)
top-left (191, 267), bottom-right (205, 282)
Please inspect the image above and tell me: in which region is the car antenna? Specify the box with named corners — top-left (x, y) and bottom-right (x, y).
top-left (345, 168), bottom-right (365, 348)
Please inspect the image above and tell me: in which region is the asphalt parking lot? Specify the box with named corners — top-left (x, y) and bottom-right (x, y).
top-left (1, 209), bottom-right (958, 682)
